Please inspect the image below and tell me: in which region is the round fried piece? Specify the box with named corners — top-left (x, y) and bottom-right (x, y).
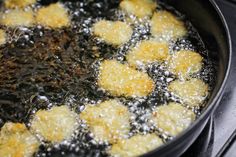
top-left (168, 78), bottom-right (209, 107)
top-left (168, 50), bottom-right (203, 77)
top-left (80, 100), bottom-right (131, 143)
top-left (93, 20), bottom-right (133, 46)
top-left (120, 0), bottom-right (157, 18)
top-left (126, 40), bottom-right (169, 67)
top-left (109, 134), bottom-right (163, 157)
top-left (0, 9), bottom-right (34, 27)
top-left (152, 103), bottom-right (196, 136)
top-left (151, 11), bottom-right (187, 40)
top-left (36, 3), bottom-right (70, 28)
top-left (4, 0), bottom-right (36, 9)
top-left (30, 106), bottom-right (78, 143)
top-left (0, 122), bottom-right (39, 157)
top-left (0, 29), bottom-right (6, 45)
top-left (98, 60), bottom-right (155, 97)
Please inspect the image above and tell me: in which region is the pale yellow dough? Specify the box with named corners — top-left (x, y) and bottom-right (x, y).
top-left (152, 103), bottom-right (196, 136)
top-left (151, 11), bottom-right (187, 40)
top-left (0, 9), bottom-right (34, 27)
top-left (0, 29), bottom-right (6, 45)
top-left (120, 0), bottom-right (157, 18)
top-left (109, 134), bottom-right (163, 157)
top-left (0, 122), bottom-right (40, 157)
top-left (30, 106), bottom-right (78, 143)
top-left (36, 3), bottom-right (70, 28)
top-left (126, 40), bottom-right (169, 67)
top-left (168, 50), bottom-right (203, 78)
top-left (93, 20), bottom-right (133, 46)
top-left (80, 99), bottom-right (131, 143)
top-left (98, 60), bottom-right (155, 97)
top-left (168, 78), bottom-right (209, 107)
top-left (4, 0), bottom-right (36, 9)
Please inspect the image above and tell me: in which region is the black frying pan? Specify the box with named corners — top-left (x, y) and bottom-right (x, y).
top-left (143, 0), bottom-right (231, 156)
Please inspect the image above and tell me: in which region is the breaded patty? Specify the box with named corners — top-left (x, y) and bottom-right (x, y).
top-left (80, 99), bottom-right (131, 143)
top-left (120, 0), bottom-right (157, 18)
top-left (0, 29), bottom-right (6, 45)
top-left (126, 40), bottom-right (169, 67)
top-left (36, 3), bottom-right (70, 28)
top-left (109, 134), bottom-right (163, 157)
top-left (168, 78), bottom-right (209, 107)
top-left (0, 122), bottom-right (39, 157)
top-left (168, 50), bottom-right (203, 78)
top-left (30, 106), bottom-right (78, 143)
top-left (93, 20), bottom-right (133, 46)
top-left (4, 0), bottom-right (36, 9)
top-left (151, 11), bottom-right (187, 40)
top-left (98, 60), bottom-right (155, 97)
top-left (0, 9), bottom-right (34, 27)
top-left (152, 103), bottom-right (196, 136)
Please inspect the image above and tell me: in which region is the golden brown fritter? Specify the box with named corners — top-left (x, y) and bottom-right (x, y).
top-left (0, 9), bottom-right (34, 27)
top-left (93, 20), bottom-right (133, 46)
top-left (168, 78), bottom-right (209, 107)
top-left (0, 29), bottom-right (6, 45)
top-left (168, 50), bottom-right (203, 78)
top-left (98, 60), bottom-right (155, 97)
top-left (0, 122), bottom-right (40, 157)
top-left (30, 106), bottom-right (78, 143)
top-left (151, 11), bottom-right (187, 40)
top-left (80, 99), bottom-right (131, 143)
top-left (126, 40), bottom-right (169, 67)
top-left (109, 134), bottom-right (163, 157)
top-left (120, 0), bottom-right (157, 18)
top-left (36, 3), bottom-right (70, 28)
top-left (152, 103), bottom-right (196, 136)
top-left (4, 0), bottom-right (36, 9)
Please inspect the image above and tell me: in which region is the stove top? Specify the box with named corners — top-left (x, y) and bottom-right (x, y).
top-left (181, 0), bottom-right (236, 157)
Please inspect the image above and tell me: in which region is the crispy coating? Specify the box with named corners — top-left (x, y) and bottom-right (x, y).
top-left (0, 9), bottom-right (34, 27)
top-left (36, 3), bottom-right (70, 28)
top-left (120, 0), bottom-right (157, 18)
top-left (80, 100), bottom-right (131, 143)
top-left (109, 134), bottom-right (163, 157)
top-left (0, 122), bottom-right (40, 157)
top-left (126, 40), bottom-right (169, 67)
top-left (98, 60), bottom-right (155, 97)
top-left (152, 103), bottom-right (196, 136)
top-left (168, 78), bottom-right (209, 107)
top-left (4, 0), bottom-right (36, 9)
top-left (0, 29), bottom-right (6, 45)
top-left (151, 11), bottom-right (187, 40)
top-left (168, 50), bottom-right (203, 78)
top-left (30, 106), bottom-right (78, 143)
top-left (93, 20), bottom-right (133, 46)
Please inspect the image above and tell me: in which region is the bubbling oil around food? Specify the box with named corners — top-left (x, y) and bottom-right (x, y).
top-left (0, 0), bottom-right (216, 156)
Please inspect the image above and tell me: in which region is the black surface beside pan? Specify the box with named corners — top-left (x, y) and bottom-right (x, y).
top-left (143, 0), bottom-right (231, 156)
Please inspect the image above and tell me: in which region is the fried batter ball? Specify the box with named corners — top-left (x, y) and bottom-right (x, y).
top-left (0, 29), bottom-right (6, 45)
top-left (151, 11), bottom-right (187, 40)
top-left (36, 3), bottom-right (70, 28)
top-left (0, 9), bottom-right (34, 27)
top-left (93, 20), bottom-right (133, 46)
top-left (98, 60), bottom-right (155, 97)
top-left (4, 0), bottom-right (36, 9)
top-left (80, 100), bottom-right (131, 143)
top-left (152, 103), bottom-right (196, 136)
top-left (126, 40), bottom-right (169, 67)
top-left (168, 78), bottom-right (209, 107)
top-left (30, 106), bottom-right (78, 143)
top-left (109, 134), bottom-right (163, 157)
top-left (120, 0), bottom-right (157, 18)
top-left (0, 122), bottom-right (40, 157)
top-left (168, 50), bottom-right (203, 77)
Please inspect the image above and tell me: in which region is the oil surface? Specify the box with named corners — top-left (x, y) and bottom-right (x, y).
top-left (0, 0), bottom-right (216, 156)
